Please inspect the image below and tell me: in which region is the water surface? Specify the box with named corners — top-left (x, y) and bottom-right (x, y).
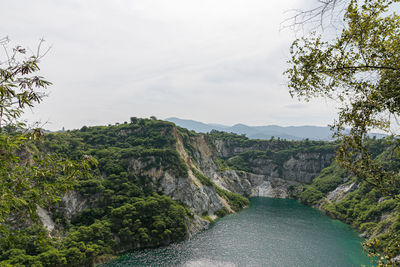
top-left (105, 197), bottom-right (370, 266)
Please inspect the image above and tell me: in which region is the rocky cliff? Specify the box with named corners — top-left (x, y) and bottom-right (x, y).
top-left (4, 119), bottom-right (396, 266)
top-left (18, 120), bottom-right (338, 266)
top-left (46, 124), bottom-right (336, 239)
top-left (184, 131), bottom-right (334, 199)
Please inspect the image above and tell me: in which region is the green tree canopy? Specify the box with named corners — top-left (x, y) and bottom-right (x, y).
top-left (285, 0), bottom-right (400, 264)
top-left (0, 38), bottom-right (95, 231)
top-left (285, 0), bottom-right (400, 195)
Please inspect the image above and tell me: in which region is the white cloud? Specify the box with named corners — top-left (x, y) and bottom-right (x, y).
top-left (0, 0), bottom-right (339, 130)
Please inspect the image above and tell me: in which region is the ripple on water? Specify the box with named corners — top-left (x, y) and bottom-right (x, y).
top-left (103, 197), bottom-right (370, 267)
top-left (181, 259), bottom-right (236, 267)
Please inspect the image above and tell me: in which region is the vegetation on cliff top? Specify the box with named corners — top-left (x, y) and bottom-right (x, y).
top-left (2, 116), bottom-right (397, 266)
top-left (0, 117), bottom-right (254, 266)
top-left (0, 119), bottom-right (192, 266)
top-left (209, 131), bottom-right (335, 174)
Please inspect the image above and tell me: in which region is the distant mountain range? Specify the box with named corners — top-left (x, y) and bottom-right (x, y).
top-left (165, 117), bottom-right (386, 141)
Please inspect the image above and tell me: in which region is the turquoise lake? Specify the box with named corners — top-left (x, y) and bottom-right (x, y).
top-left (105, 197), bottom-right (370, 266)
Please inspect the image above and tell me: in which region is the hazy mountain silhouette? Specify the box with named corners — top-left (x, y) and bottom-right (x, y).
top-left (165, 117), bottom-right (386, 141)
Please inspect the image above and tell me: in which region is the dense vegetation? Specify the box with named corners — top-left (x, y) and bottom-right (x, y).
top-left (1, 118), bottom-right (397, 267)
top-left (286, 0), bottom-right (400, 264)
top-left (0, 118), bottom-right (195, 266)
top-left (294, 138), bottom-right (400, 263)
top-left (208, 130), bottom-right (295, 151)
top-left (2, 116), bottom-right (397, 266)
top-left (0, 118), bottom-right (258, 266)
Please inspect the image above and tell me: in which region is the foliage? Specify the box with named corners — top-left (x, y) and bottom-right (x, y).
top-left (0, 39), bottom-right (99, 267)
top-left (208, 130), bottom-right (294, 152)
top-left (209, 130), bottom-right (335, 175)
top-left (214, 158), bottom-right (230, 172)
top-left (0, 133), bottom-right (96, 228)
top-left (215, 187), bottom-right (249, 212)
top-left (286, 1), bottom-right (400, 262)
top-left (295, 143), bottom-right (400, 263)
top-left (311, 163), bottom-right (347, 193)
top-left (285, 0), bottom-right (400, 197)
top-left (191, 168), bottom-right (213, 186)
top-left (0, 119), bottom-right (193, 266)
top-left (0, 39), bottom-right (95, 248)
top-left (110, 194), bottom-right (187, 249)
top-left (297, 185), bottom-right (326, 205)
top-left (177, 126), bottom-right (199, 159)
top-left (215, 207), bottom-right (229, 217)
top-left (0, 37), bottom-right (50, 129)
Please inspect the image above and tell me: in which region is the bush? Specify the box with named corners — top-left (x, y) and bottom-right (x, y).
top-left (297, 186), bottom-right (325, 205)
top-left (312, 163), bottom-right (346, 194)
top-left (215, 208), bottom-right (229, 217)
top-left (216, 187), bottom-right (249, 212)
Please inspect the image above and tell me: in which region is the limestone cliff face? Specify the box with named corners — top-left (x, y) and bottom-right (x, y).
top-left (127, 158), bottom-right (224, 216)
top-left (188, 135), bottom-right (334, 199)
top-left (281, 152), bottom-right (333, 183)
top-left (39, 126), bottom-right (335, 239)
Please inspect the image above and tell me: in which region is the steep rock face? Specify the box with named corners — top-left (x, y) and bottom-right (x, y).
top-left (38, 125), bottom-right (335, 243)
top-left (94, 130), bottom-right (233, 236)
top-left (61, 191), bottom-right (88, 219)
top-left (187, 136), bottom-right (334, 199)
top-left (128, 159), bottom-right (224, 216)
top-left (209, 170), bottom-right (295, 198)
top-left (326, 182), bottom-right (357, 203)
top-left (281, 153), bottom-right (333, 183)
top-left (36, 206), bottom-right (56, 232)
top-left (185, 214), bottom-right (210, 238)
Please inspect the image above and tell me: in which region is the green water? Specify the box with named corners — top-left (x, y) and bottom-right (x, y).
top-left (105, 197), bottom-right (370, 266)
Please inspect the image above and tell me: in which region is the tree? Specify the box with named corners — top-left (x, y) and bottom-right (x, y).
top-left (285, 0), bottom-right (400, 263)
top-left (286, 0), bottom-right (400, 194)
top-left (0, 37), bottom-right (96, 233)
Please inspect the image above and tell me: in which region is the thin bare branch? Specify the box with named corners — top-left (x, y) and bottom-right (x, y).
top-left (281, 0), bottom-right (348, 32)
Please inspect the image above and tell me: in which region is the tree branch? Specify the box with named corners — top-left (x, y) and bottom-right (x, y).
top-left (320, 65), bottom-right (400, 72)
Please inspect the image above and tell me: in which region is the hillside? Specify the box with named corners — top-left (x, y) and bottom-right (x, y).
top-left (0, 118), bottom-right (398, 266)
top-left (0, 118), bottom-right (336, 266)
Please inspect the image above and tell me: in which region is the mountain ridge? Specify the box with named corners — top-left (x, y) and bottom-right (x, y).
top-left (165, 117), bottom-right (386, 141)
top-left (166, 117), bottom-right (332, 140)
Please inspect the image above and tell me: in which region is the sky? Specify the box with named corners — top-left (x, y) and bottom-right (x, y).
top-left (1, 0), bottom-right (340, 131)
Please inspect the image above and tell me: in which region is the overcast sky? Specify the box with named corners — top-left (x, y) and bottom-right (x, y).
top-left (1, 0), bottom-right (340, 131)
